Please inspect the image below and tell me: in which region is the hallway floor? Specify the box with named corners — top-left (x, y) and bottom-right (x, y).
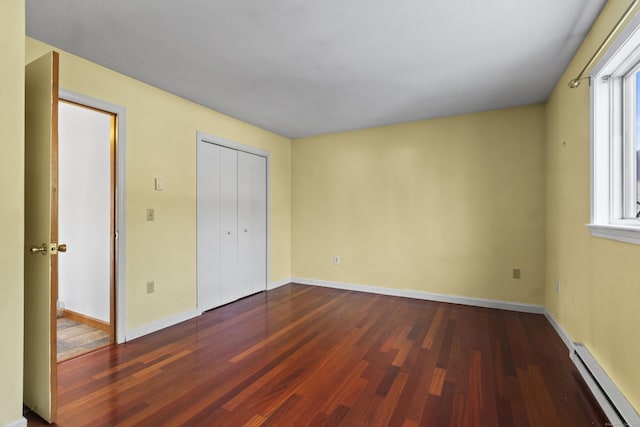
top-left (57, 317), bottom-right (110, 362)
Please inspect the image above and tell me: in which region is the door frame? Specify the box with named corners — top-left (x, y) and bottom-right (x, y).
top-left (196, 131), bottom-right (270, 313)
top-left (60, 89), bottom-right (127, 343)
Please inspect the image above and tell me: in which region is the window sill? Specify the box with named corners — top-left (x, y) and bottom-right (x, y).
top-left (587, 223), bottom-right (640, 245)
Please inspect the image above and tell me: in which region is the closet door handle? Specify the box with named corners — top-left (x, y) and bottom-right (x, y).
top-left (244, 229), bottom-right (248, 233)
top-left (227, 231), bottom-right (232, 235)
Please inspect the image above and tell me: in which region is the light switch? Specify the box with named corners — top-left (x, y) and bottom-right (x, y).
top-left (146, 208), bottom-right (155, 221)
top-left (154, 178), bottom-right (164, 191)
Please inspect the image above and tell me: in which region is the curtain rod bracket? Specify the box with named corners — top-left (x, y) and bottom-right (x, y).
top-left (569, 76), bottom-right (591, 88)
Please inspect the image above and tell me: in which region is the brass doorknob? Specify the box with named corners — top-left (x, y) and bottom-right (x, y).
top-left (58, 243), bottom-right (68, 253)
top-left (30, 244), bottom-right (47, 255)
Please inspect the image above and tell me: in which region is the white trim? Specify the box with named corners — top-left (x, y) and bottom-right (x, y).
top-left (543, 310), bottom-right (575, 354)
top-left (588, 12), bottom-right (640, 245)
top-left (572, 344), bottom-right (640, 427)
top-left (58, 89), bottom-right (127, 344)
top-left (268, 278), bottom-right (291, 290)
top-left (292, 277), bottom-right (545, 314)
top-left (125, 309), bottom-right (200, 341)
top-left (544, 310), bottom-right (640, 426)
top-left (2, 418), bottom-right (27, 427)
top-left (197, 131), bottom-right (270, 158)
top-left (587, 223), bottom-right (640, 245)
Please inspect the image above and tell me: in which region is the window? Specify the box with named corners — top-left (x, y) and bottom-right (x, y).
top-left (589, 14), bottom-right (640, 244)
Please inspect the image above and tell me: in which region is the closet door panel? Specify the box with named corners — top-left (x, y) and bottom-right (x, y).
top-left (237, 151), bottom-right (253, 299)
top-left (252, 155), bottom-right (267, 294)
top-left (220, 146), bottom-right (238, 304)
top-left (197, 142), bottom-right (222, 311)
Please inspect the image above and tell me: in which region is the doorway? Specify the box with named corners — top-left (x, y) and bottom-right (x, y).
top-left (56, 99), bottom-right (116, 361)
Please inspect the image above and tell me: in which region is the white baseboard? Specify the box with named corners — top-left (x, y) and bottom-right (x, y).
top-left (268, 277), bottom-right (291, 290)
top-left (572, 344), bottom-right (640, 426)
top-left (543, 310), bottom-right (575, 354)
top-left (545, 311), bottom-right (640, 426)
top-left (125, 309), bottom-right (201, 342)
top-left (125, 280), bottom-right (291, 342)
top-left (2, 418), bottom-right (26, 427)
top-left (291, 277), bottom-right (545, 314)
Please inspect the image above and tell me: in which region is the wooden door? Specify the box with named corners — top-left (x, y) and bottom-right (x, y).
top-left (24, 51), bottom-right (60, 423)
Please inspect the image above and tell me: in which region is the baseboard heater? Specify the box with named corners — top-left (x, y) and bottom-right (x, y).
top-left (571, 343), bottom-right (640, 426)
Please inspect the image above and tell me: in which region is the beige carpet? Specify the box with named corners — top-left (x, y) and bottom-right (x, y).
top-left (57, 317), bottom-right (110, 362)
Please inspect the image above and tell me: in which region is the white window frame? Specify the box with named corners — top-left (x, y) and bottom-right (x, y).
top-left (589, 13), bottom-right (640, 245)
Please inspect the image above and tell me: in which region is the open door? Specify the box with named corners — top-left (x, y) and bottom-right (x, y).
top-left (24, 51), bottom-right (60, 423)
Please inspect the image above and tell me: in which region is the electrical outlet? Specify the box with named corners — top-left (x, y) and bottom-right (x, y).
top-left (334, 255), bottom-right (340, 265)
top-left (512, 268), bottom-right (521, 279)
top-left (556, 280), bottom-right (560, 294)
top-left (146, 208), bottom-right (155, 221)
top-left (147, 280), bottom-right (155, 294)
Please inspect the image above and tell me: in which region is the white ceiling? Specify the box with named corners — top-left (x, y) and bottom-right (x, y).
top-left (26, 0), bottom-right (605, 138)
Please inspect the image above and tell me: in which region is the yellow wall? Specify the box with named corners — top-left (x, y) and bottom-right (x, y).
top-left (292, 105), bottom-right (546, 304)
top-left (0, 1), bottom-right (25, 425)
top-left (545, 1), bottom-right (640, 412)
top-left (26, 38), bottom-right (291, 330)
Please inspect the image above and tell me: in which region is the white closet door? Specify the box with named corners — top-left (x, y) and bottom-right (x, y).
top-left (197, 137), bottom-right (268, 312)
top-left (197, 143), bottom-right (222, 311)
top-left (238, 151), bottom-right (267, 295)
top-left (220, 146), bottom-right (239, 304)
top-left (237, 151), bottom-right (253, 299)
top-left (251, 155), bottom-right (267, 294)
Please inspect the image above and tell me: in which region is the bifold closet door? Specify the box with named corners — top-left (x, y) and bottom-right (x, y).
top-left (220, 146), bottom-right (240, 303)
top-left (198, 141), bottom-right (267, 312)
top-left (250, 154), bottom-right (266, 294)
top-left (197, 143), bottom-right (223, 311)
top-left (237, 151), bottom-right (267, 296)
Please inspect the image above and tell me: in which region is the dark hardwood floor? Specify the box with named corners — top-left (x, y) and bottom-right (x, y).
top-left (27, 284), bottom-right (607, 426)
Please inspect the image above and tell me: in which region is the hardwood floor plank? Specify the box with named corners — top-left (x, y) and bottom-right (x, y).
top-left (388, 347), bottom-right (432, 424)
top-left (253, 393), bottom-right (303, 427)
top-left (325, 404), bottom-right (350, 426)
top-left (373, 371), bottom-right (409, 427)
top-left (428, 367), bottom-right (446, 396)
top-left (462, 351), bottom-right (483, 427)
top-left (436, 319), bottom-right (457, 369)
top-left (375, 365), bottom-right (400, 397)
top-left (27, 284), bottom-right (609, 427)
top-left (421, 305), bottom-right (445, 350)
top-left (495, 395), bottom-right (515, 427)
